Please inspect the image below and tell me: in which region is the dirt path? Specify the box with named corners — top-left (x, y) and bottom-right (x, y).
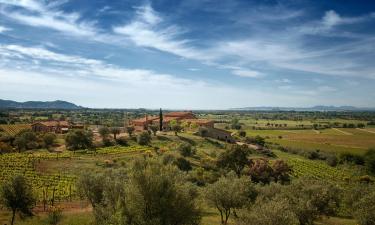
top-left (332, 128), bottom-right (352, 135)
top-left (356, 128), bottom-right (375, 134)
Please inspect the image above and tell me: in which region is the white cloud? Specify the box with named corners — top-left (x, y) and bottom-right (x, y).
top-left (113, 4), bottom-right (213, 61)
top-left (0, 0), bottom-right (98, 37)
top-left (0, 25), bottom-right (10, 33)
top-left (232, 69), bottom-right (263, 78)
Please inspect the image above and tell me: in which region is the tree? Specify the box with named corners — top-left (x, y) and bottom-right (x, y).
top-left (14, 131), bottom-right (39, 152)
top-left (159, 108), bottom-right (163, 131)
top-left (83, 159), bottom-right (201, 225)
top-left (231, 118), bottom-right (241, 130)
top-left (125, 159), bottom-right (201, 225)
top-left (271, 159), bottom-right (291, 184)
top-left (217, 145), bottom-right (250, 177)
top-left (99, 127), bottom-right (110, 140)
top-left (248, 158), bottom-right (274, 184)
top-left (150, 124), bottom-right (159, 136)
top-left (137, 131), bottom-right (151, 146)
top-left (43, 133), bottom-right (56, 149)
top-left (1, 176), bottom-right (36, 225)
top-left (126, 126), bottom-right (135, 137)
top-left (76, 172), bottom-right (105, 208)
top-left (239, 130), bottom-right (246, 137)
top-left (236, 197), bottom-right (299, 225)
top-left (205, 174), bottom-right (256, 225)
top-left (65, 130), bottom-right (93, 151)
top-left (170, 120), bottom-right (182, 136)
top-left (110, 127), bottom-right (121, 140)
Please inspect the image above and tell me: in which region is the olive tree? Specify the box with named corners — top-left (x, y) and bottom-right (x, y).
top-left (217, 145), bottom-right (250, 177)
top-left (205, 174), bottom-right (256, 225)
top-left (1, 176), bottom-right (36, 225)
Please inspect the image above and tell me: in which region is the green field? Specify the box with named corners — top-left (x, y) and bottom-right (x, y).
top-left (239, 127), bottom-right (375, 155)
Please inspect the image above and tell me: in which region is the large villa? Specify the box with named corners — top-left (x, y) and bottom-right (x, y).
top-left (130, 111), bottom-right (235, 143)
top-left (130, 111), bottom-right (214, 131)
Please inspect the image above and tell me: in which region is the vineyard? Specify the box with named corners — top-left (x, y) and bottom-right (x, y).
top-left (0, 124), bottom-right (31, 136)
top-left (275, 150), bottom-right (368, 183)
top-left (0, 145), bottom-right (153, 204)
top-left (0, 152), bottom-right (76, 204)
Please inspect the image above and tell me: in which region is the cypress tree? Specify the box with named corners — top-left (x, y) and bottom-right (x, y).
top-left (159, 108), bottom-right (163, 131)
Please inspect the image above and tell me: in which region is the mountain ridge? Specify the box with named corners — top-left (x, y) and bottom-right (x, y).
top-left (0, 99), bottom-right (82, 109)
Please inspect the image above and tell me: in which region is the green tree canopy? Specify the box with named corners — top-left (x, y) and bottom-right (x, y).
top-left (1, 176), bottom-right (36, 225)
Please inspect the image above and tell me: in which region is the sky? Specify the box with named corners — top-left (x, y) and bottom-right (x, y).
top-left (0, 0), bottom-right (375, 109)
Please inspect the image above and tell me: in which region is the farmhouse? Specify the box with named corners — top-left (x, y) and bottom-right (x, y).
top-left (130, 111), bottom-right (214, 131)
top-left (202, 127), bottom-right (235, 143)
top-left (32, 121), bottom-right (83, 133)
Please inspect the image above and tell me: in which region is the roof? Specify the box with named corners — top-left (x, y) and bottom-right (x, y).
top-left (32, 121), bottom-right (69, 127)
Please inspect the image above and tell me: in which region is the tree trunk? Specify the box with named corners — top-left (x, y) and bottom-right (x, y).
top-left (11, 209), bottom-right (16, 225)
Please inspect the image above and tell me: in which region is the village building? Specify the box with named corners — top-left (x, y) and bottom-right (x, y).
top-left (202, 127), bottom-right (236, 143)
top-left (130, 111), bottom-right (200, 131)
top-left (32, 121), bottom-right (83, 133)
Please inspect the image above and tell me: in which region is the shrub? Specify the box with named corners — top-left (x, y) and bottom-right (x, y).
top-left (339, 152), bottom-right (365, 165)
top-left (326, 155), bottom-right (338, 167)
top-left (115, 136), bottom-right (128, 146)
top-left (175, 157), bottom-right (192, 172)
top-left (353, 191), bottom-right (375, 225)
top-left (239, 130), bottom-right (246, 137)
top-left (246, 135), bottom-right (265, 146)
top-left (364, 149), bottom-right (375, 175)
top-left (177, 143), bottom-right (194, 157)
top-left (47, 206), bottom-right (63, 225)
top-left (137, 131), bottom-right (151, 146)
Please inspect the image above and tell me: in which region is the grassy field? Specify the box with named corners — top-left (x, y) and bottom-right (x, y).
top-left (240, 127), bottom-right (375, 155)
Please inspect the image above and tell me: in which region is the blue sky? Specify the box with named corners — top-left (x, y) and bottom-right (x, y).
top-left (0, 0), bottom-right (375, 109)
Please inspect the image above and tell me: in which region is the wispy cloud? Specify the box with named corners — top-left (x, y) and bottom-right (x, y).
top-left (0, 25), bottom-right (10, 33)
top-left (0, 0), bottom-right (98, 37)
top-left (113, 4), bottom-right (213, 61)
top-left (232, 69), bottom-right (263, 78)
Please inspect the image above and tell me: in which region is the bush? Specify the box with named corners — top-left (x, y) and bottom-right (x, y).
top-left (326, 155), bottom-right (338, 167)
top-left (239, 130), bottom-right (246, 137)
top-left (246, 135), bottom-right (265, 146)
top-left (177, 143), bottom-right (194, 157)
top-left (103, 138), bottom-right (114, 147)
top-left (364, 149), bottom-right (375, 175)
top-left (137, 131), bottom-right (151, 146)
top-left (353, 191), bottom-right (375, 225)
top-left (175, 157), bottom-right (192, 172)
top-left (339, 152), bottom-right (365, 165)
top-left (0, 141), bottom-right (13, 153)
top-left (47, 206), bottom-right (63, 225)
top-left (115, 136), bottom-right (128, 146)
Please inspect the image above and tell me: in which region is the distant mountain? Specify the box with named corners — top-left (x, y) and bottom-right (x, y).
top-left (230, 106), bottom-right (375, 111)
top-left (0, 99), bottom-right (82, 109)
